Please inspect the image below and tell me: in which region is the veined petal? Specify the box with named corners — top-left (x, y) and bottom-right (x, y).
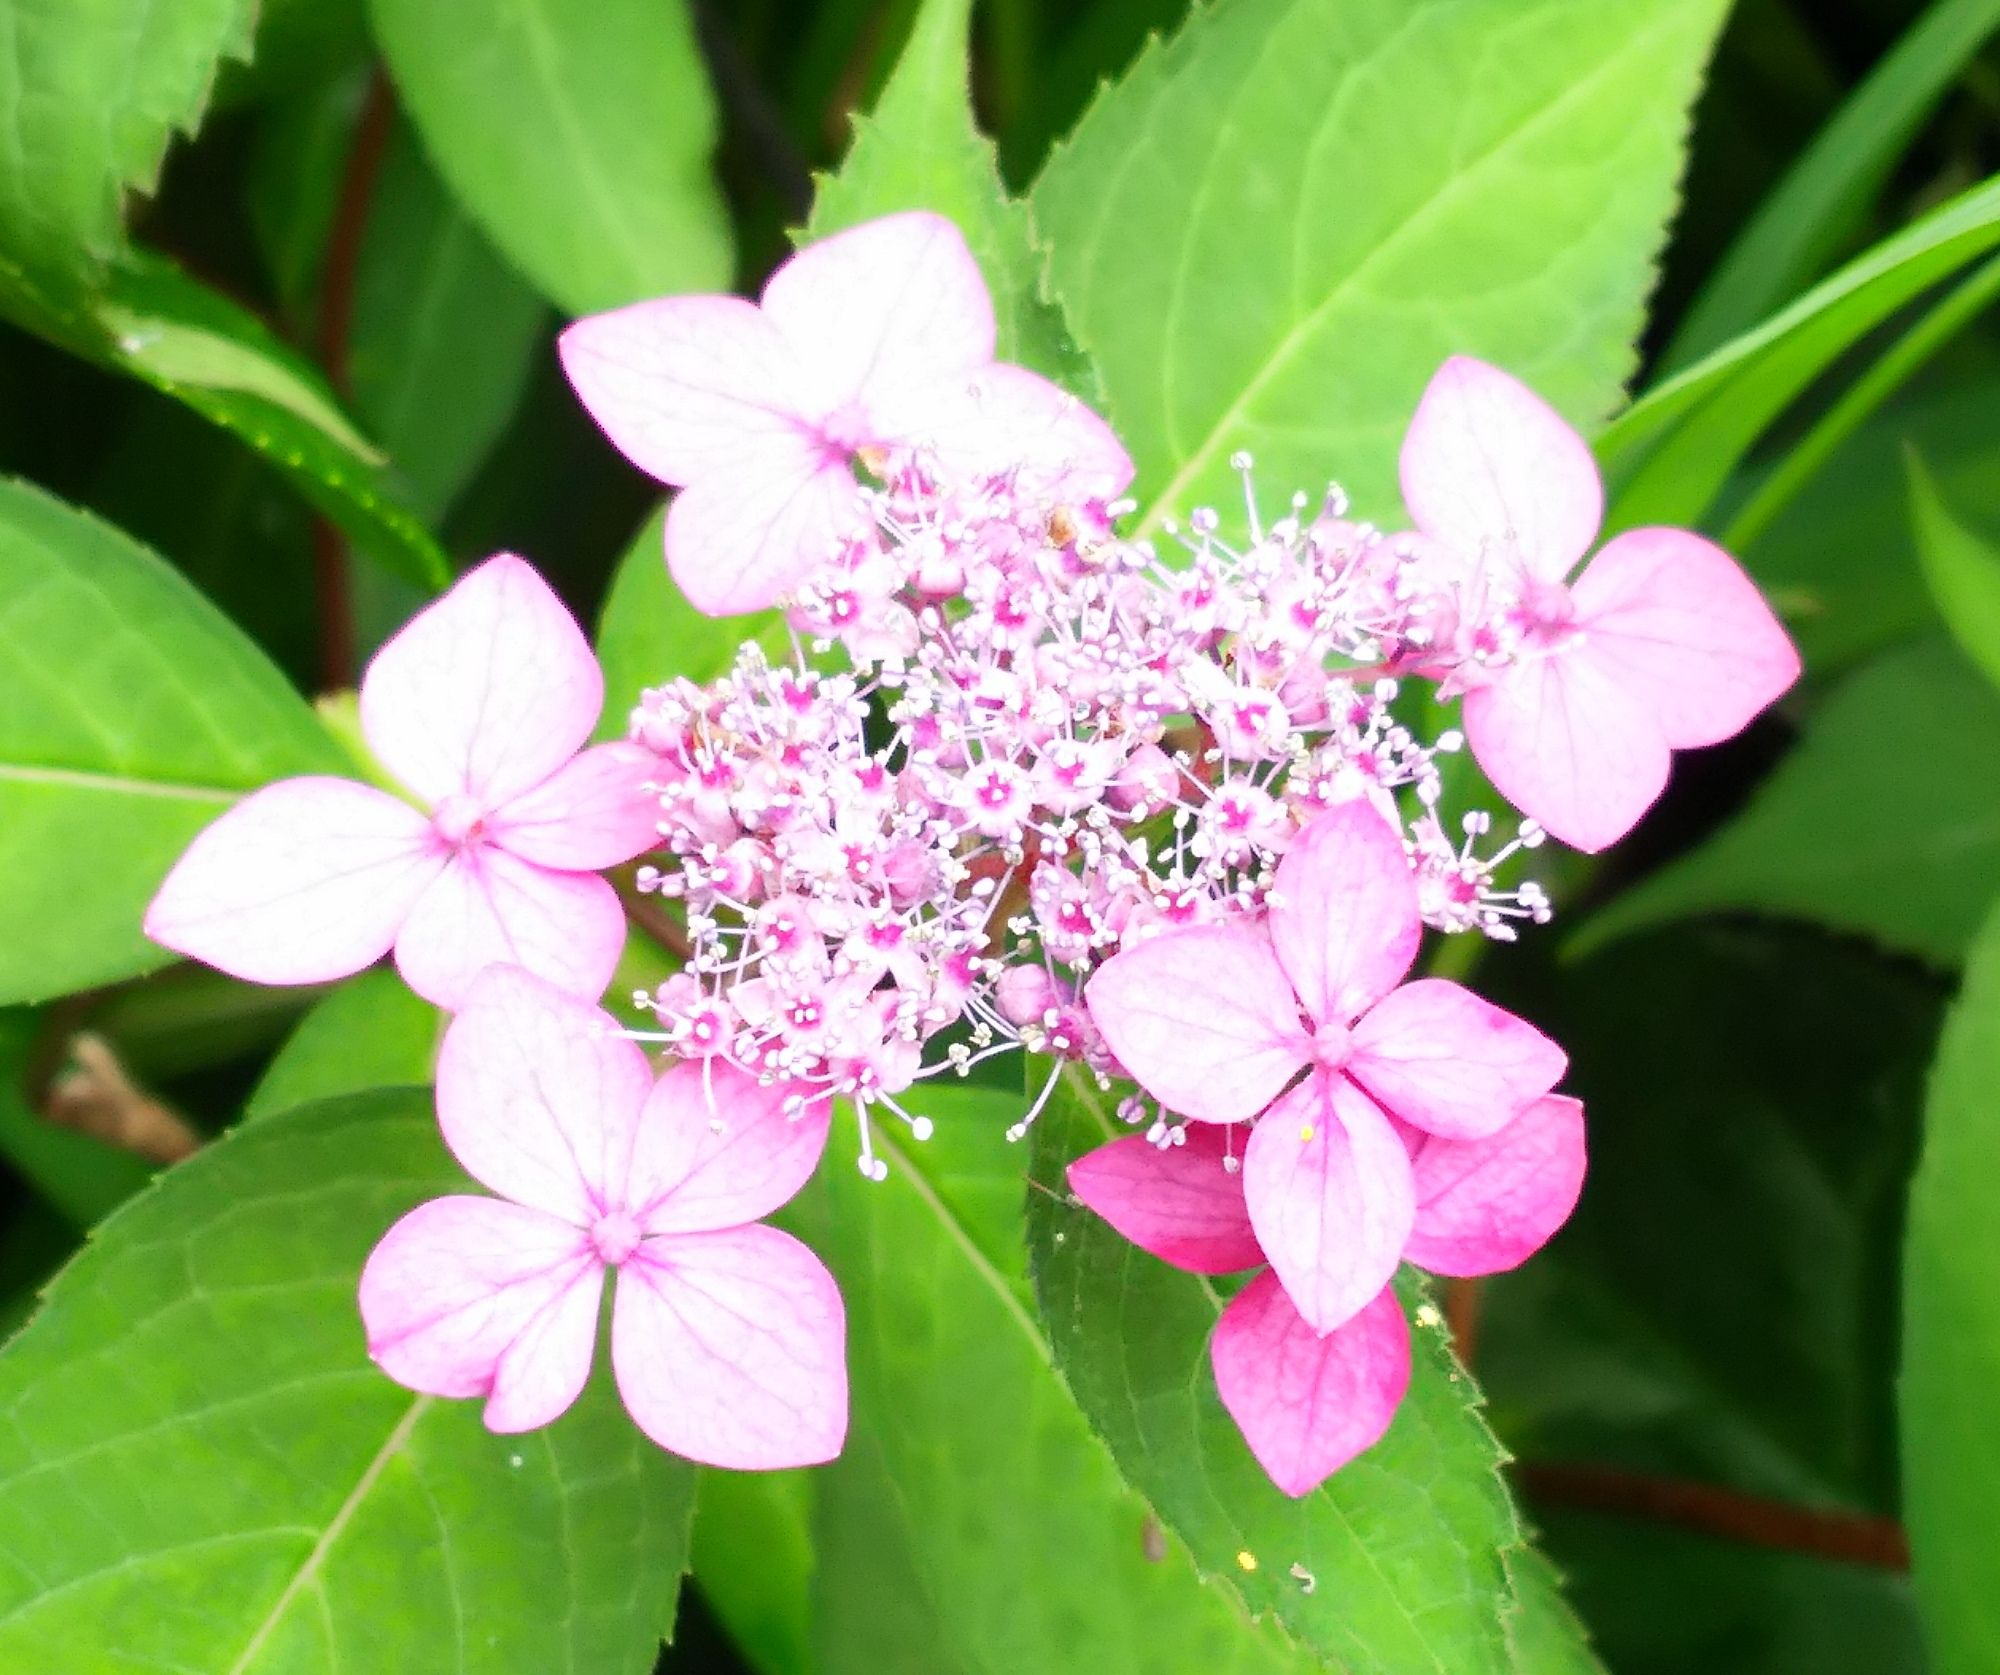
top-left (434, 965), bottom-right (656, 1224)
top-left (360, 554), bottom-right (604, 810)
top-left (1461, 644), bottom-right (1671, 854)
top-left (144, 776), bottom-right (441, 986)
top-left (490, 741), bottom-right (661, 870)
top-left (628, 1061), bottom-right (830, 1235)
top-left (761, 212), bottom-right (992, 419)
top-left (559, 293), bottom-right (804, 486)
top-left (1244, 1074), bottom-right (1414, 1334)
top-left (613, 1225), bottom-right (847, 1470)
top-left (1211, 1274), bottom-right (1410, 1497)
top-left (395, 846), bottom-right (627, 1010)
top-left (1349, 979), bottom-right (1566, 1140)
top-left (875, 363), bottom-right (1134, 503)
top-left (664, 444), bottom-right (866, 617)
top-left (1084, 922), bottom-right (1309, 1124)
top-left (1399, 355), bottom-right (1602, 583)
top-left (1404, 1094), bottom-right (1587, 1277)
top-left (1268, 801), bottom-right (1422, 1024)
top-left (1571, 527), bottom-right (1801, 749)
top-left (1067, 1126), bottom-right (1262, 1274)
top-left (359, 1195), bottom-right (598, 1422)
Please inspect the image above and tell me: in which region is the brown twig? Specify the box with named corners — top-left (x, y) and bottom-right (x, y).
top-left (309, 67), bottom-right (397, 689)
top-left (43, 1035), bottom-right (201, 1165)
top-left (1444, 1276), bottom-right (1482, 1366)
top-left (1517, 1461), bottom-right (1910, 1571)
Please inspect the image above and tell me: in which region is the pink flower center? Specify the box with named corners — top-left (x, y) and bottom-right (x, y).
top-left (1310, 1018), bottom-right (1354, 1071)
top-left (589, 1210), bottom-right (643, 1266)
top-left (431, 792), bottom-right (486, 848)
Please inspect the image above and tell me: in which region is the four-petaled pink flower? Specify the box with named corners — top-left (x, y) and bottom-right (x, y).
top-left (1068, 1094), bottom-right (1585, 1495)
top-left (360, 965), bottom-right (847, 1468)
top-left (145, 554), bottom-right (659, 1009)
top-left (1085, 801), bottom-right (1567, 1334)
top-left (1400, 355), bottom-right (1801, 852)
top-left (559, 210), bottom-right (1132, 616)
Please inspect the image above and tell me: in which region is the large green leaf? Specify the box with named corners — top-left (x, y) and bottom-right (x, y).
top-left (0, 478), bottom-right (345, 1004)
top-left (1572, 641), bottom-right (2000, 967)
top-left (0, 0), bottom-right (254, 283)
top-left (245, 969), bottom-right (442, 1123)
top-left (1599, 173), bottom-right (2000, 535)
top-left (796, 1083), bottom-right (1302, 1675)
top-left (1909, 447), bottom-right (2000, 694)
top-left (0, 251), bottom-right (450, 591)
top-left (0, 1089), bottom-right (695, 1670)
top-left (690, 1470), bottom-right (815, 1675)
top-left (1032, 0), bottom-right (1728, 533)
top-left (1027, 1073), bottom-right (1530, 1675)
top-left (349, 122), bottom-right (547, 522)
top-left (1661, 0), bottom-right (2000, 372)
top-left (809, 0), bottom-right (1094, 393)
top-left (1902, 893), bottom-right (2000, 1671)
top-left (369, 0), bottom-right (732, 317)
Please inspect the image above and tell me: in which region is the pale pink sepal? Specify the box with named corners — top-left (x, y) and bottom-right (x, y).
top-left (434, 965), bottom-right (655, 1225)
top-left (395, 848), bottom-right (628, 1011)
top-left (1349, 978), bottom-right (1566, 1141)
top-left (1084, 922), bottom-right (1308, 1124)
top-left (1461, 646), bottom-right (1672, 855)
top-left (1066, 1126), bottom-right (1262, 1275)
top-left (1211, 1274), bottom-right (1410, 1497)
top-left (359, 1195), bottom-right (597, 1411)
top-left (1243, 1075), bottom-right (1415, 1334)
top-left (663, 439), bottom-right (867, 616)
top-left (1403, 1094), bottom-right (1587, 1277)
top-left (489, 741), bottom-right (662, 871)
top-left (360, 554), bottom-right (605, 811)
top-left (628, 1061), bottom-right (833, 1235)
top-left (143, 776), bottom-right (442, 986)
top-left (1399, 355), bottom-right (1603, 584)
top-left (1268, 800), bottom-right (1422, 1024)
top-left (1572, 527), bottom-right (1801, 750)
top-left (613, 1224), bottom-right (848, 1470)
top-left (886, 363), bottom-right (1135, 504)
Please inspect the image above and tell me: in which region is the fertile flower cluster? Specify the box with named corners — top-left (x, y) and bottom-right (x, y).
top-left (147, 210), bottom-right (1799, 1495)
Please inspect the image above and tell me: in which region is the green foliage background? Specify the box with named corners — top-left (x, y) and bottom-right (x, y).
top-left (0, 0), bottom-right (1997, 1670)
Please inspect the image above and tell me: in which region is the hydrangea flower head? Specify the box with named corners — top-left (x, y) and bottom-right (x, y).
top-left (560, 210), bottom-right (1130, 615)
top-left (1084, 801), bottom-right (1566, 1332)
top-left (145, 555), bottom-right (658, 1008)
top-left (1399, 356), bottom-right (1801, 851)
top-left (359, 965), bottom-right (847, 1468)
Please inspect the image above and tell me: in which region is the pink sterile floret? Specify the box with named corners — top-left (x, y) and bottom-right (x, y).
top-left (1085, 800), bottom-right (1566, 1335)
top-left (1397, 355), bottom-right (1801, 852)
top-left (144, 554), bottom-right (659, 1009)
top-left (559, 210), bottom-right (1130, 616)
top-left (359, 965), bottom-right (847, 1469)
top-left (1067, 1104), bottom-right (1584, 1495)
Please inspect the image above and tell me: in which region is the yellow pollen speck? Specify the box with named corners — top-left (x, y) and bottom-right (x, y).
top-left (1236, 1550), bottom-right (1258, 1572)
top-left (1298, 1125), bottom-right (1315, 1142)
top-left (1415, 1304), bottom-right (1443, 1329)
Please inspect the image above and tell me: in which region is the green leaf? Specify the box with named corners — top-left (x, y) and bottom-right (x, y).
top-left (369, 0), bottom-right (733, 316)
top-left (1909, 448), bottom-right (2000, 694)
top-left (1599, 172), bottom-right (2000, 535)
top-left (0, 478), bottom-right (345, 1004)
top-left (809, 0), bottom-right (1095, 392)
top-left (593, 506), bottom-right (786, 742)
top-left (0, 1010), bottom-right (154, 1230)
top-left (0, 251), bottom-right (451, 592)
top-left (0, 0), bottom-right (255, 283)
top-left (1902, 892), bottom-right (2000, 1671)
top-left (0, 1089), bottom-right (695, 1670)
top-left (1027, 1073), bottom-right (1525, 1675)
top-left (246, 970), bottom-right (442, 1123)
top-left (1662, 0), bottom-right (2000, 372)
top-left (1504, 1546), bottom-right (1604, 1675)
top-left (796, 1083), bottom-right (1302, 1675)
top-left (1572, 641), bottom-right (2000, 967)
top-left (349, 122), bottom-right (547, 522)
top-left (690, 1470), bottom-right (815, 1675)
top-left (1032, 0), bottom-right (1729, 533)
